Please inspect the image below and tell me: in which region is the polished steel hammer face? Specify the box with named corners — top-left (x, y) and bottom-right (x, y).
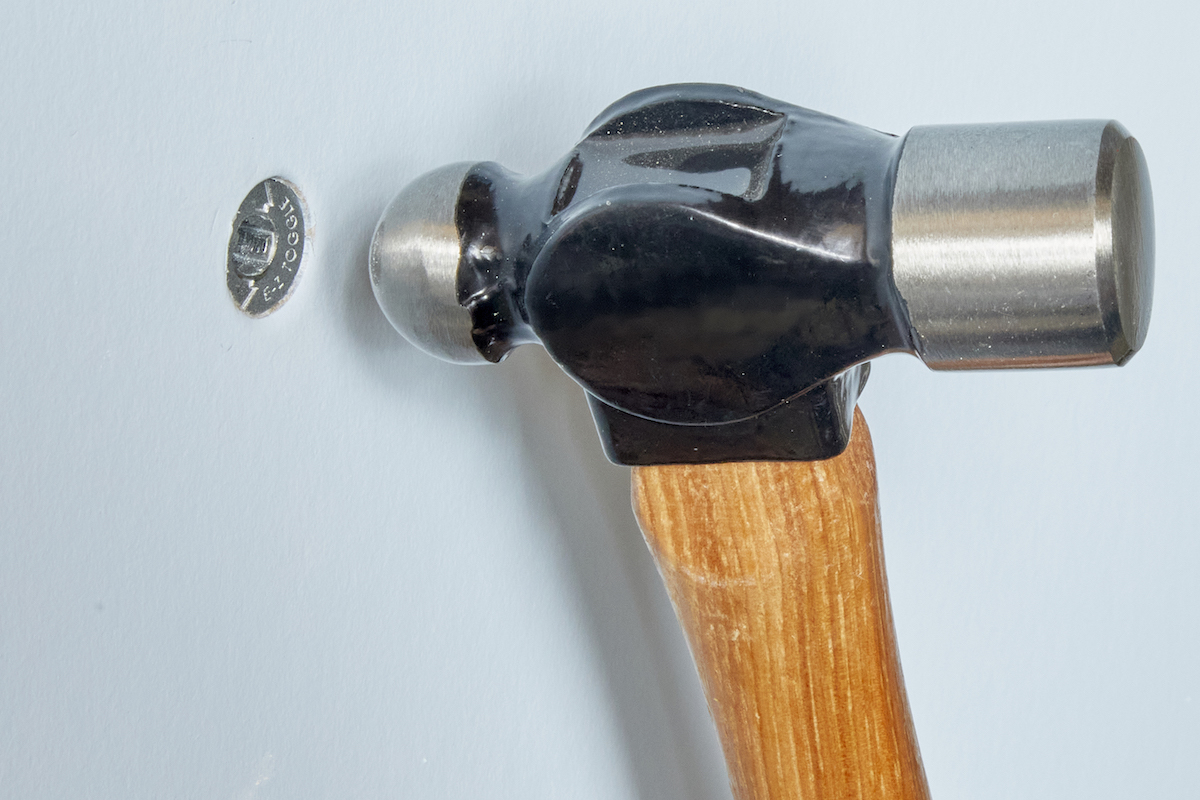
top-left (369, 84), bottom-right (1154, 464)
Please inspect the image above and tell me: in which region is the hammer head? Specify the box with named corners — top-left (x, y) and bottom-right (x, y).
top-left (369, 85), bottom-right (1154, 465)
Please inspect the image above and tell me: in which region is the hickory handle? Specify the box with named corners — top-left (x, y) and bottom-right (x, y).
top-left (632, 409), bottom-right (930, 800)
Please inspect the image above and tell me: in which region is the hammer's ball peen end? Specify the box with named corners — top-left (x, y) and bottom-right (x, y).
top-left (891, 120), bottom-right (1154, 369)
top-left (369, 162), bottom-right (486, 364)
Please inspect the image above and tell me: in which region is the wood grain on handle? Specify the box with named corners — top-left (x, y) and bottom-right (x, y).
top-left (632, 409), bottom-right (929, 800)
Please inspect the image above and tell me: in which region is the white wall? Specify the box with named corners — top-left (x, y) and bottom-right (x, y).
top-left (2, 1), bottom-right (1197, 798)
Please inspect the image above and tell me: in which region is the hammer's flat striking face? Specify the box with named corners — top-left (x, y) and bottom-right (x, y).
top-left (369, 84), bottom-right (1152, 466)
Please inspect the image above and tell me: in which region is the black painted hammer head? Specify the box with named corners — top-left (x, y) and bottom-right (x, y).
top-left (368, 84), bottom-right (1154, 465)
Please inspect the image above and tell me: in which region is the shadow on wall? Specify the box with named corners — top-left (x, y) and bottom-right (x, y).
top-left (502, 347), bottom-right (732, 800)
top-left (336, 184), bottom-right (731, 800)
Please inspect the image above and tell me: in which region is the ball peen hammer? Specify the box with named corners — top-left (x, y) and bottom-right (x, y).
top-left (368, 85), bottom-right (1154, 800)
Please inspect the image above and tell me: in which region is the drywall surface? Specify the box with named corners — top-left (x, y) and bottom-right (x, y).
top-left (2, 1), bottom-right (1197, 798)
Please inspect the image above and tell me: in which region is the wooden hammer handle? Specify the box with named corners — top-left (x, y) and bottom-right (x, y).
top-left (632, 409), bottom-right (929, 800)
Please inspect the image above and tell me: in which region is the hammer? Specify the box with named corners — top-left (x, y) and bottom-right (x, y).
top-left (368, 84), bottom-right (1153, 800)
